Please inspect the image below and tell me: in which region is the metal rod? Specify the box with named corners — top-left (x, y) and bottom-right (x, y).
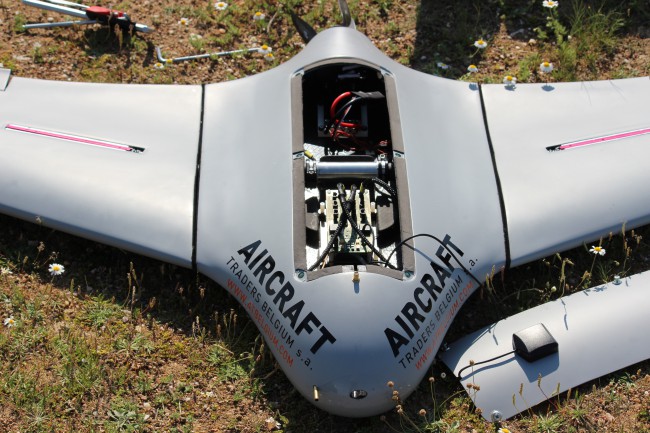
top-left (22, 0), bottom-right (88, 19)
top-left (133, 23), bottom-right (152, 33)
top-left (23, 19), bottom-right (97, 29)
top-left (46, 0), bottom-right (89, 9)
top-left (155, 46), bottom-right (261, 64)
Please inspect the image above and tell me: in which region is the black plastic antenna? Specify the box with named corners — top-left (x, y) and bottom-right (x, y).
top-left (290, 11), bottom-right (317, 43)
top-left (338, 0), bottom-right (354, 28)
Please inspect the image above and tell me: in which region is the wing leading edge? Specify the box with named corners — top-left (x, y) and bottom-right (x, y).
top-left (0, 72), bottom-right (203, 266)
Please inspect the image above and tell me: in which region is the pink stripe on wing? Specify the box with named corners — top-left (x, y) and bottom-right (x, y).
top-left (556, 127), bottom-right (650, 151)
top-left (5, 124), bottom-right (142, 152)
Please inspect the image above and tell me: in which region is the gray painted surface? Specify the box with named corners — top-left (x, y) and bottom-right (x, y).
top-left (440, 272), bottom-right (650, 421)
top-left (196, 27), bottom-right (505, 416)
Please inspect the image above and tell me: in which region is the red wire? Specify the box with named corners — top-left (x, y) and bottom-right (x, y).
top-left (330, 91), bottom-right (362, 129)
top-left (330, 92), bottom-right (351, 118)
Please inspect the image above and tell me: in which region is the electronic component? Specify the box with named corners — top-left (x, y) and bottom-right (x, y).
top-left (298, 63), bottom-right (409, 273)
top-left (512, 323), bottom-right (559, 362)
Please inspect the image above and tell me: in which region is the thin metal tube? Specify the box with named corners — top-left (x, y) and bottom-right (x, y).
top-left (155, 46), bottom-right (261, 64)
top-left (22, 0), bottom-right (87, 19)
top-left (47, 0), bottom-right (88, 10)
top-left (23, 20), bottom-right (96, 29)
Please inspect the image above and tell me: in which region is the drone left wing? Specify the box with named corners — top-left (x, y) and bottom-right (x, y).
top-left (0, 70), bottom-right (203, 266)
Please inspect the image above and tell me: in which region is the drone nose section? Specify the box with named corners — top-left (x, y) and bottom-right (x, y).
top-left (303, 352), bottom-right (404, 417)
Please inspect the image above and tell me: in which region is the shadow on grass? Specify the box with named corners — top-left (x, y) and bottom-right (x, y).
top-left (411, 0), bottom-right (648, 78)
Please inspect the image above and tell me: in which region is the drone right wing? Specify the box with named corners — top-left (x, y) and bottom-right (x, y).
top-left (482, 77), bottom-right (650, 267)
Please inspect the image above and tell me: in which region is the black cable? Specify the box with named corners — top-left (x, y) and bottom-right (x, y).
top-left (362, 222), bottom-right (376, 252)
top-left (372, 177), bottom-right (396, 197)
top-left (384, 233), bottom-right (483, 288)
top-left (457, 350), bottom-right (516, 380)
top-left (336, 183), bottom-right (396, 269)
top-left (308, 185), bottom-right (357, 271)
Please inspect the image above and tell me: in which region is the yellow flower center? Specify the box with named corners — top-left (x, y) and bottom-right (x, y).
top-left (262, 44), bottom-right (268, 50)
top-left (255, 12), bottom-right (262, 16)
top-left (543, 62), bottom-right (550, 67)
top-left (506, 76), bottom-right (513, 80)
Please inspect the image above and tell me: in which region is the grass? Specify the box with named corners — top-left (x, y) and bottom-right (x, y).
top-left (2, 0), bottom-right (650, 431)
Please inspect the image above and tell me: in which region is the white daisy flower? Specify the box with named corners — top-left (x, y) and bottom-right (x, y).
top-left (503, 75), bottom-right (517, 87)
top-left (467, 64), bottom-right (478, 73)
top-left (179, 17), bottom-right (190, 26)
top-left (264, 52), bottom-right (275, 62)
top-left (543, 0), bottom-right (559, 9)
top-left (540, 61), bottom-right (554, 73)
top-left (4, 316), bottom-right (15, 327)
top-left (436, 62), bottom-right (449, 70)
top-left (253, 11), bottom-right (265, 21)
top-left (48, 263), bottom-right (65, 276)
top-left (474, 38), bottom-right (488, 49)
top-left (214, 2), bottom-right (228, 10)
top-left (1, 267), bottom-right (13, 275)
top-left (589, 246), bottom-right (606, 256)
top-left (153, 62), bottom-right (165, 70)
top-left (257, 44), bottom-right (272, 54)
top-left (498, 428), bottom-right (512, 433)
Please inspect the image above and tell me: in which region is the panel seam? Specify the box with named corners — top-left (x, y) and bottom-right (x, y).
top-left (478, 85), bottom-right (511, 269)
top-left (192, 84), bottom-right (206, 272)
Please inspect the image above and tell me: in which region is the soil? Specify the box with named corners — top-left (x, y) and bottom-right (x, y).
top-left (3, 1), bottom-right (647, 84)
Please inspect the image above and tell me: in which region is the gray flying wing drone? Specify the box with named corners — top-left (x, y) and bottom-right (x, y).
top-left (1, 1), bottom-right (649, 420)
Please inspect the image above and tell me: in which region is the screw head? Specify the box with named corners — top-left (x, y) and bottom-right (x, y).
top-left (490, 410), bottom-right (503, 422)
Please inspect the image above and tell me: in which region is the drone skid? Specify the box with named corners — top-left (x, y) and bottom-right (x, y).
top-left (22, 0), bottom-right (152, 33)
top-left (23, 0), bottom-right (88, 19)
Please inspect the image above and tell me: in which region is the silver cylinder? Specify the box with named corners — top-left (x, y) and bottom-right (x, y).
top-left (306, 160), bottom-right (388, 180)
